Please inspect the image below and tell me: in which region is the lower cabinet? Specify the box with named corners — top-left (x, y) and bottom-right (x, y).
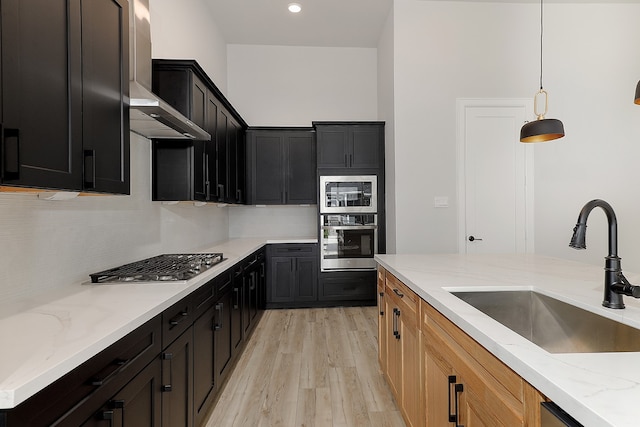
top-left (319, 270), bottom-right (376, 302)
top-left (80, 358), bottom-right (163, 427)
top-left (162, 328), bottom-right (194, 427)
top-left (383, 270), bottom-right (421, 427)
top-left (422, 300), bottom-right (544, 427)
top-left (377, 266), bottom-right (545, 427)
top-left (266, 243), bottom-right (318, 308)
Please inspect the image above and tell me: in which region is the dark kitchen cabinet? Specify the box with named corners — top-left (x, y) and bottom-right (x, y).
top-left (80, 357), bottom-right (162, 427)
top-left (161, 329), bottom-right (194, 427)
top-left (0, 0), bottom-right (129, 194)
top-left (266, 244), bottom-right (318, 308)
top-left (246, 128), bottom-right (316, 205)
top-left (152, 60), bottom-right (247, 203)
top-left (243, 249), bottom-right (265, 336)
top-left (231, 266), bottom-right (244, 356)
top-left (214, 275), bottom-right (233, 386)
top-left (319, 270), bottom-right (377, 303)
top-left (314, 122), bottom-right (384, 171)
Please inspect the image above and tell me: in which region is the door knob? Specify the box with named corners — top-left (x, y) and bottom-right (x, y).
top-left (468, 236), bottom-right (483, 242)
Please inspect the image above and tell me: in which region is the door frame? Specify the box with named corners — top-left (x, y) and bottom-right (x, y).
top-left (455, 98), bottom-right (535, 254)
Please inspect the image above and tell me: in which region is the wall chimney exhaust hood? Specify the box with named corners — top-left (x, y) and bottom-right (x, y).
top-left (128, 0), bottom-right (210, 140)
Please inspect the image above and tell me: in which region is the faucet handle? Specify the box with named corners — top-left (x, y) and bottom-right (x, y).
top-left (612, 273), bottom-right (640, 298)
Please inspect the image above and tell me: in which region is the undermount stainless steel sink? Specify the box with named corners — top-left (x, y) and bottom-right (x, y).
top-left (450, 290), bottom-right (640, 353)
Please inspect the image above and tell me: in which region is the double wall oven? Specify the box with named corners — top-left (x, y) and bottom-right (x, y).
top-left (319, 175), bottom-right (378, 271)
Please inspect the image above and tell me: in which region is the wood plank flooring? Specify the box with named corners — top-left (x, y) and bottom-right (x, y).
top-left (204, 307), bottom-right (406, 427)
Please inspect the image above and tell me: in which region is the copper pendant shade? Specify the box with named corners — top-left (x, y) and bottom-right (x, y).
top-left (635, 80), bottom-right (640, 105)
top-left (520, 0), bottom-right (565, 143)
top-left (521, 118), bottom-right (565, 143)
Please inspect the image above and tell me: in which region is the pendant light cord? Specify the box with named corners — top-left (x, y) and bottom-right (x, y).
top-left (539, 0), bottom-right (544, 90)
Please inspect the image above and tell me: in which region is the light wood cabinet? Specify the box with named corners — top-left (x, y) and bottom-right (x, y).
top-left (380, 270), bottom-right (422, 427)
top-left (376, 266), bottom-right (544, 427)
top-left (377, 267), bottom-right (387, 370)
top-left (421, 299), bottom-right (543, 427)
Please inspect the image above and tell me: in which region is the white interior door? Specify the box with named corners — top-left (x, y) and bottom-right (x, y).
top-left (456, 99), bottom-right (534, 254)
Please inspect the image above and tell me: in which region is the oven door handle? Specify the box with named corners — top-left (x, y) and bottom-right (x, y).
top-left (321, 225), bottom-right (377, 230)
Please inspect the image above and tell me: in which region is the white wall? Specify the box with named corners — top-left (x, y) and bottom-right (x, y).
top-left (150, 0), bottom-right (228, 93)
top-left (227, 44), bottom-right (378, 126)
top-left (392, 2), bottom-right (640, 272)
top-left (378, 7), bottom-right (396, 253)
top-left (532, 4), bottom-right (640, 271)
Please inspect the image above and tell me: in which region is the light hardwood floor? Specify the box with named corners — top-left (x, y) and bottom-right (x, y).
top-left (204, 306), bottom-right (406, 427)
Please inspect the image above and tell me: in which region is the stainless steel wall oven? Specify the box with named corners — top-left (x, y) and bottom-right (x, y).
top-left (320, 214), bottom-right (377, 271)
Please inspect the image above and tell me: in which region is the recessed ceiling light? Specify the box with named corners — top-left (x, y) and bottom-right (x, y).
top-left (288, 3), bottom-right (301, 13)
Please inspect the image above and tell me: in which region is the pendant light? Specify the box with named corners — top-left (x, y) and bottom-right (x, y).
top-left (520, 0), bottom-right (565, 143)
top-left (634, 80), bottom-right (640, 105)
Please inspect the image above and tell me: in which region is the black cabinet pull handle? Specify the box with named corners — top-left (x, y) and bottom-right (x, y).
top-left (392, 307), bottom-right (400, 339)
top-left (162, 351), bottom-right (174, 392)
top-left (344, 153), bottom-right (348, 167)
top-left (236, 189), bottom-right (242, 203)
top-left (90, 358), bottom-right (129, 386)
top-left (169, 310), bottom-right (188, 327)
top-left (349, 154), bottom-right (353, 167)
top-left (447, 376), bottom-right (464, 426)
top-left (393, 288), bottom-right (404, 298)
top-left (379, 292), bottom-right (384, 316)
top-left (214, 302), bottom-right (223, 330)
top-left (233, 287), bottom-right (240, 309)
top-left (454, 383), bottom-right (464, 427)
top-left (204, 153), bottom-right (210, 200)
top-left (1, 127), bottom-right (20, 180)
top-left (84, 149), bottom-right (96, 189)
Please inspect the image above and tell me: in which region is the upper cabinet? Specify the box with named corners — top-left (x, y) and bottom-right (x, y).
top-left (0, 0), bottom-right (130, 194)
top-left (151, 60), bottom-right (247, 203)
top-left (314, 122), bottom-right (384, 171)
top-left (246, 128), bottom-right (316, 205)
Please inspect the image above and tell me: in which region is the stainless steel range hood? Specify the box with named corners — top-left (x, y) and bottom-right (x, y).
top-left (128, 0), bottom-right (210, 140)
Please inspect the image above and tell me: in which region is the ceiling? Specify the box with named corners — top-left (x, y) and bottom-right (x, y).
top-left (203, 0), bottom-right (393, 48)
top-left (203, 0), bottom-right (640, 48)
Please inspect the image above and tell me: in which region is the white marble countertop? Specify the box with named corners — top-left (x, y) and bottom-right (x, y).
top-left (375, 253), bottom-right (640, 427)
top-left (0, 237), bottom-right (316, 410)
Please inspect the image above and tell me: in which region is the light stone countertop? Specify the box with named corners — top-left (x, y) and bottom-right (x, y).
top-left (375, 253), bottom-right (640, 427)
top-left (0, 237), bottom-right (316, 410)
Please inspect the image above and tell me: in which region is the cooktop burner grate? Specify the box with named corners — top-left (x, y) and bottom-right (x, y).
top-left (90, 253), bottom-right (225, 283)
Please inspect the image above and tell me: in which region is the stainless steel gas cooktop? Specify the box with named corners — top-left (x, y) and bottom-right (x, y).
top-left (90, 253), bottom-right (225, 283)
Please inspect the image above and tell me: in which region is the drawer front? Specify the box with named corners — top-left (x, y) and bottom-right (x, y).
top-left (385, 272), bottom-right (418, 319)
top-left (192, 278), bottom-right (216, 319)
top-left (319, 272), bottom-right (376, 301)
top-left (268, 243), bottom-right (318, 257)
top-left (162, 294), bottom-right (193, 348)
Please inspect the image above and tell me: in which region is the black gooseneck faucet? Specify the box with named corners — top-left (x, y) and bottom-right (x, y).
top-left (569, 199), bottom-right (640, 309)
